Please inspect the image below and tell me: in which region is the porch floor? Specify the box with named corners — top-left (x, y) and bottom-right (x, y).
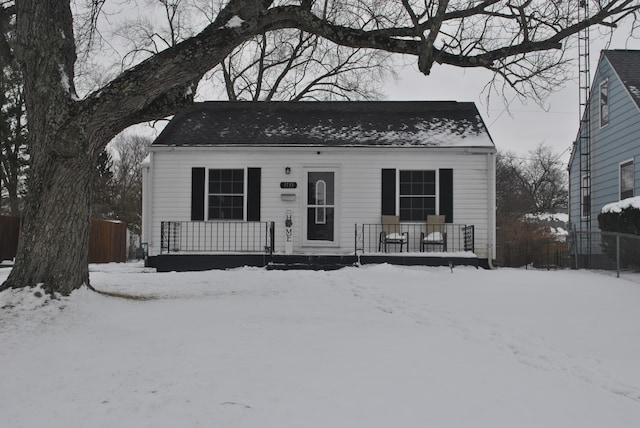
top-left (146, 252), bottom-right (487, 272)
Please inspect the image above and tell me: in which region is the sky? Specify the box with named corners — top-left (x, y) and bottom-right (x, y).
top-left (386, 63), bottom-right (579, 160)
top-left (383, 25), bottom-right (640, 163)
top-left (114, 6), bottom-right (640, 166)
top-left (2, 262), bottom-right (640, 427)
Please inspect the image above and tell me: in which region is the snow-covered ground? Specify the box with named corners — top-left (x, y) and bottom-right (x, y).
top-left (1, 263), bottom-right (639, 427)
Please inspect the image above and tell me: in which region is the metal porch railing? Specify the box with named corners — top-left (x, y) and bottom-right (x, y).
top-left (161, 221), bottom-right (275, 254)
top-left (355, 223), bottom-right (474, 254)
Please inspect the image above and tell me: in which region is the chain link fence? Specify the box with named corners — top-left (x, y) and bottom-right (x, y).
top-left (497, 224), bottom-right (640, 274)
top-left (569, 230), bottom-right (640, 275)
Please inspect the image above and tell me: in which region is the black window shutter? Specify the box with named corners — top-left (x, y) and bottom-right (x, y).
top-left (439, 169), bottom-right (453, 222)
top-left (191, 167), bottom-right (205, 221)
top-left (247, 168), bottom-right (261, 221)
top-left (381, 169), bottom-right (396, 216)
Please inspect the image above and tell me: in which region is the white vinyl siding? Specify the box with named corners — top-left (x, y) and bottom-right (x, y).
top-left (145, 147), bottom-right (495, 259)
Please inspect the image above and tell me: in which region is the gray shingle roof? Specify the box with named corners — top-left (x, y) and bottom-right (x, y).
top-left (152, 101), bottom-right (495, 148)
top-left (603, 50), bottom-right (640, 109)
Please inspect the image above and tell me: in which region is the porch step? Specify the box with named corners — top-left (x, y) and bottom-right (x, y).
top-left (266, 255), bottom-right (358, 271)
top-left (146, 253), bottom-right (488, 272)
top-left (266, 262), bottom-right (355, 271)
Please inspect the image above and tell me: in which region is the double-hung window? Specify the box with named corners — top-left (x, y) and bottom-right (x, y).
top-left (208, 169), bottom-right (244, 220)
top-left (399, 170), bottom-right (436, 221)
top-left (581, 175), bottom-right (591, 218)
top-left (620, 159), bottom-right (634, 200)
top-left (600, 79), bottom-right (609, 127)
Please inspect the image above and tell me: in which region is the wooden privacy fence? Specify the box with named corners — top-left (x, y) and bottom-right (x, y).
top-left (0, 216), bottom-right (127, 263)
top-left (0, 216), bottom-right (21, 261)
top-left (89, 219), bottom-right (127, 263)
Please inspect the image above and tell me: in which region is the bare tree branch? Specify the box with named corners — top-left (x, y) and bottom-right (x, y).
top-left (5, 0), bottom-right (640, 294)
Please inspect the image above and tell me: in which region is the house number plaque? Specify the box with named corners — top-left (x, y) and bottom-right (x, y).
top-left (280, 182), bottom-right (298, 189)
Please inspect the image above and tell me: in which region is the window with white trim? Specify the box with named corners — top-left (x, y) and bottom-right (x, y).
top-left (600, 79), bottom-right (609, 127)
top-left (399, 170), bottom-right (436, 221)
top-left (581, 175), bottom-right (591, 218)
top-left (620, 159), bottom-right (634, 200)
top-left (208, 169), bottom-right (244, 220)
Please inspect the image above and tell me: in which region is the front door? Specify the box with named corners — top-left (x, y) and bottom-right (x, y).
top-left (305, 170), bottom-right (337, 245)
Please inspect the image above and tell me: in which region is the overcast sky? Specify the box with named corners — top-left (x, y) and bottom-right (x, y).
top-left (124, 10), bottom-right (640, 166)
top-left (384, 26), bottom-right (640, 164)
top-left (386, 64), bottom-right (577, 161)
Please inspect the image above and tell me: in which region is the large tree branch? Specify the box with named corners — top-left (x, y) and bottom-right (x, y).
top-left (258, 4), bottom-right (632, 69)
top-left (76, 0), bottom-right (640, 147)
top-left (80, 17), bottom-right (261, 142)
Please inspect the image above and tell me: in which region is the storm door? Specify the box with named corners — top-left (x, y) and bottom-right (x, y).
top-left (305, 170), bottom-right (337, 244)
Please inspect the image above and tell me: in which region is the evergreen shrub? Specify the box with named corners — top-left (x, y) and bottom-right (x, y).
top-left (597, 205), bottom-right (640, 268)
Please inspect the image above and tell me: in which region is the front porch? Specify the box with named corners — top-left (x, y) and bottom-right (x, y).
top-left (146, 220), bottom-right (485, 272)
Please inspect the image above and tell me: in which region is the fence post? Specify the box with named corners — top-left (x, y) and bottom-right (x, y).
top-left (269, 222), bottom-right (275, 255)
top-left (169, 222), bottom-right (173, 253)
top-left (547, 239), bottom-right (550, 270)
top-left (573, 228), bottom-right (578, 269)
top-left (616, 234), bottom-right (620, 278)
top-left (354, 224), bottom-right (356, 255)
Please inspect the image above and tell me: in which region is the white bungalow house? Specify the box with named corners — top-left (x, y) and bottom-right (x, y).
top-left (142, 101), bottom-right (496, 271)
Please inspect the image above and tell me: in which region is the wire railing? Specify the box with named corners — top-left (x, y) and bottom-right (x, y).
top-left (160, 221), bottom-right (275, 254)
top-left (354, 223), bottom-right (474, 254)
top-left (158, 220), bottom-right (476, 258)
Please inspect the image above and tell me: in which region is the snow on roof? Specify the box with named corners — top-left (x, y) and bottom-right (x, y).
top-left (601, 196), bottom-right (640, 214)
top-left (152, 101), bottom-right (495, 149)
top-left (603, 50), bottom-right (640, 110)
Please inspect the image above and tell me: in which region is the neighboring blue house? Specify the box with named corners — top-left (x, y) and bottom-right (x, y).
top-left (568, 50), bottom-right (640, 265)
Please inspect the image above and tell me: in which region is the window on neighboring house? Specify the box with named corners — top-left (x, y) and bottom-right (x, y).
top-left (208, 169), bottom-right (244, 220)
top-left (399, 170), bottom-right (436, 221)
top-left (600, 79), bottom-right (609, 127)
top-left (581, 175), bottom-right (591, 218)
top-left (620, 159), bottom-right (634, 200)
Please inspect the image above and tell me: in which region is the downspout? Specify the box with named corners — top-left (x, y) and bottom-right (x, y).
top-left (141, 152), bottom-right (153, 255)
top-left (487, 151), bottom-right (496, 269)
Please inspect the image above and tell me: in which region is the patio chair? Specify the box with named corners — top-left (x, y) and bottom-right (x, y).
top-left (420, 215), bottom-right (447, 252)
top-left (378, 215), bottom-right (408, 252)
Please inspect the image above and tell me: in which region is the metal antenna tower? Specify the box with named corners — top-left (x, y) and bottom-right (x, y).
top-left (577, 0), bottom-right (592, 267)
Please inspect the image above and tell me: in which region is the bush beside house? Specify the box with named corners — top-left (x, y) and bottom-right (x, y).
top-left (598, 197), bottom-right (640, 268)
top-left (496, 213), bottom-right (569, 268)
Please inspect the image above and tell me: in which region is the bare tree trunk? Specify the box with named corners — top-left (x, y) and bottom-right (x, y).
top-left (1, 0), bottom-right (94, 295)
top-left (3, 139), bottom-right (94, 295)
